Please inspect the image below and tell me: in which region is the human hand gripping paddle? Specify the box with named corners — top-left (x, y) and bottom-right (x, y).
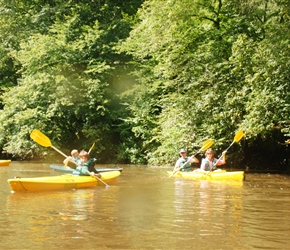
top-left (30, 129), bottom-right (109, 187)
top-left (169, 139), bottom-right (213, 178)
top-left (222, 130), bottom-right (244, 155)
top-left (203, 130), bottom-right (244, 178)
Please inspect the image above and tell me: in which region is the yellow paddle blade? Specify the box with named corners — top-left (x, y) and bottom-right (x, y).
top-left (88, 142), bottom-right (95, 154)
top-left (201, 139), bottom-right (213, 151)
top-left (30, 129), bottom-right (52, 147)
top-left (234, 130), bottom-right (244, 143)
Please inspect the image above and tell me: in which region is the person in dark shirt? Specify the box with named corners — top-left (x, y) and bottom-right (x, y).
top-left (73, 150), bottom-right (101, 177)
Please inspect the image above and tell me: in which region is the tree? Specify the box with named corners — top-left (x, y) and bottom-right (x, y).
top-left (0, 0), bottom-right (143, 161)
top-left (119, 0), bottom-right (290, 167)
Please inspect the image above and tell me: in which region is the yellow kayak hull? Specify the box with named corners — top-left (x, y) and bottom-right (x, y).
top-left (0, 160), bottom-right (11, 166)
top-left (7, 171), bottom-right (121, 192)
top-left (168, 170), bottom-right (245, 181)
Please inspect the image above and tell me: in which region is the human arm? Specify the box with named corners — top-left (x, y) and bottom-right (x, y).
top-left (174, 159), bottom-right (181, 171)
top-left (85, 159), bottom-right (101, 177)
top-left (63, 156), bottom-right (73, 165)
top-left (215, 151), bottom-right (226, 166)
top-left (189, 156), bottom-right (199, 164)
top-left (87, 158), bottom-right (99, 174)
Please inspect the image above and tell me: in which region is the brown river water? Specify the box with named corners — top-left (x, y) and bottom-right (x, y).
top-left (1, 161), bottom-right (290, 249)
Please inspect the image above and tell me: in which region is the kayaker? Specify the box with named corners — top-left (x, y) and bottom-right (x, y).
top-left (174, 148), bottom-right (199, 172)
top-left (73, 150), bottom-right (101, 177)
top-left (200, 148), bottom-right (226, 171)
top-left (63, 149), bottom-right (81, 167)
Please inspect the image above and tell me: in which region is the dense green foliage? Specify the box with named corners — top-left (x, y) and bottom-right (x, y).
top-left (0, 0), bottom-right (142, 162)
top-left (119, 0), bottom-right (290, 168)
top-left (0, 0), bottom-right (289, 170)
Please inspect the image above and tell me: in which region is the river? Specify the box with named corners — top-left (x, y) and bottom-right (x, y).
top-left (0, 162), bottom-right (290, 249)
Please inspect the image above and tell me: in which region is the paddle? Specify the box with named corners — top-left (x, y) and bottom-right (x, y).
top-left (221, 129), bottom-right (244, 155)
top-left (30, 129), bottom-right (109, 187)
top-left (88, 142), bottom-right (95, 154)
top-left (203, 130), bottom-right (244, 177)
top-left (169, 139), bottom-right (213, 177)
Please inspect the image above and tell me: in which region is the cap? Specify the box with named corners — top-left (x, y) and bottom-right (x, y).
top-left (179, 148), bottom-right (186, 153)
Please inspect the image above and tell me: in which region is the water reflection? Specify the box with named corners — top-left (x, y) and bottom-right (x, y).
top-left (5, 187), bottom-right (124, 248)
top-left (172, 178), bottom-right (245, 248)
top-left (1, 163), bottom-right (290, 249)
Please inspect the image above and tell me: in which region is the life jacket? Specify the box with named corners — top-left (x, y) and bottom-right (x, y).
top-left (73, 158), bottom-right (96, 176)
top-left (72, 156), bottom-right (81, 165)
top-left (74, 165), bottom-right (89, 176)
top-left (202, 158), bottom-right (218, 171)
top-left (179, 157), bottom-right (192, 171)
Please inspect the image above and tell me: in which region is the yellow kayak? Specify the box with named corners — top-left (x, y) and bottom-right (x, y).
top-left (0, 160), bottom-right (11, 166)
top-left (168, 170), bottom-right (245, 181)
top-left (7, 171), bottom-right (121, 192)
